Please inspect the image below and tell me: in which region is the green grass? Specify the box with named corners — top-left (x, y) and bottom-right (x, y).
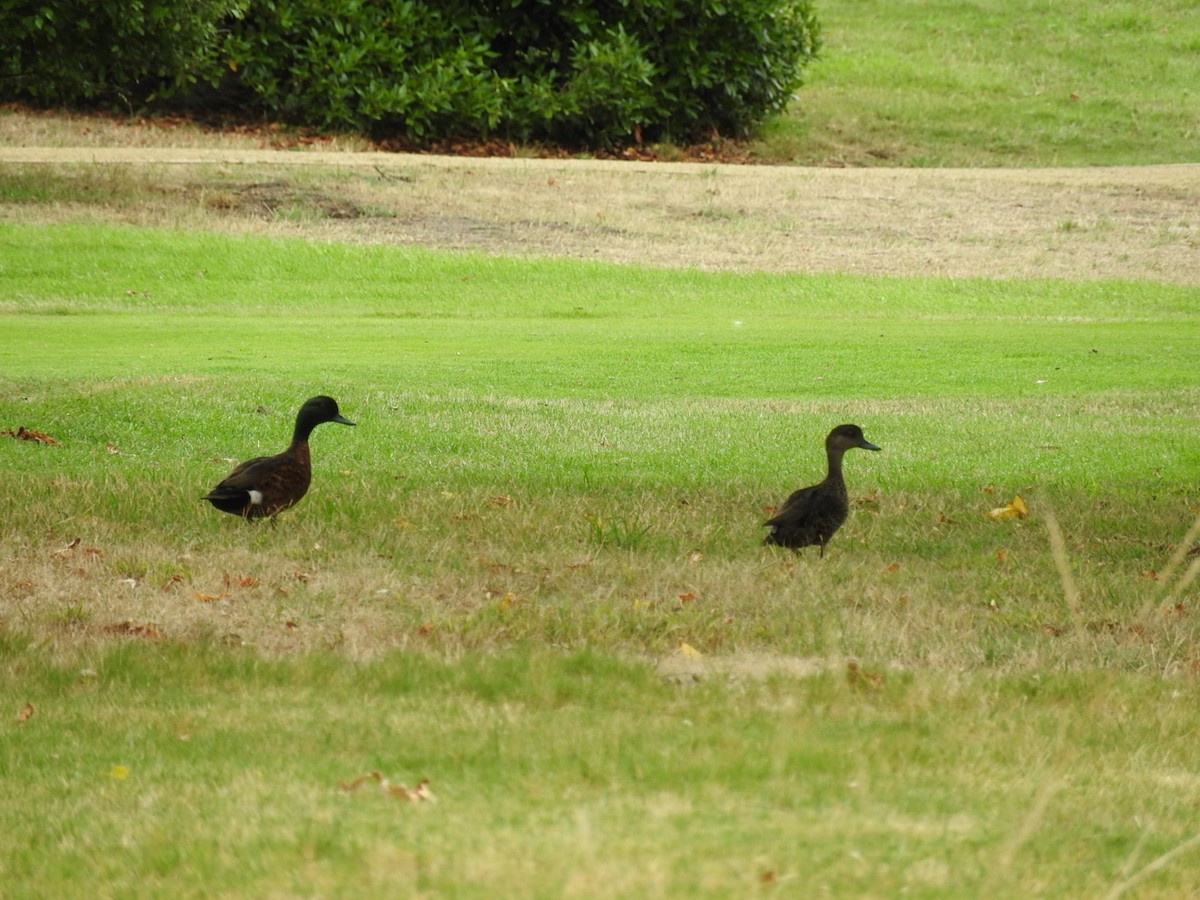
top-left (759, 0), bottom-right (1200, 166)
top-left (5, 642), bottom-right (1200, 897)
top-left (3, 222), bottom-right (1200, 895)
top-left (2, 0), bottom-right (1196, 167)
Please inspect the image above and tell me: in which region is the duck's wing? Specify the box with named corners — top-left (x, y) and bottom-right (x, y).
top-left (204, 454), bottom-right (281, 502)
top-left (765, 484), bottom-right (819, 526)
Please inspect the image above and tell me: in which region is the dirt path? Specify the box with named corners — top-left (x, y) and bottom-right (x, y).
top-left (2, 146), bottom-right (1197, 283)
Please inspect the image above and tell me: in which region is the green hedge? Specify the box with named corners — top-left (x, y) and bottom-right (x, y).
top-left (0, 0), bottom-right (244, 107)
top-left (223, 0), bottom-right (820, 145)
top-left (1, 0), bottom-right (820, 147)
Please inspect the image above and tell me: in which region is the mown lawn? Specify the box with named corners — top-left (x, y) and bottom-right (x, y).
top-left (2, 222), bottom-right (1199, 896)
top-left (764, 0), bottom-right (1200, 166)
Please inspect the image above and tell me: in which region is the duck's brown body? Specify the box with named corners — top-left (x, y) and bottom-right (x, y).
top-left (764, 424), bottom-right (880, 556)
top-left (205, 396), bottom-right (353, 520)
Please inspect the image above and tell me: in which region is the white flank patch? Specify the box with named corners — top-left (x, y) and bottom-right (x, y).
top-left (248, 490), bottom-right (264, 506)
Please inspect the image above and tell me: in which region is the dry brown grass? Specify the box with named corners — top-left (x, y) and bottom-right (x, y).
top-left (2, 107), bottom-right (1198, 284)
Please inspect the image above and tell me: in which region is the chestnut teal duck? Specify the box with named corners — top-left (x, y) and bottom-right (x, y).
top-left (204, 396), bottom-right (354, 519)
top-left (763, 424), bottom-right (881, 556)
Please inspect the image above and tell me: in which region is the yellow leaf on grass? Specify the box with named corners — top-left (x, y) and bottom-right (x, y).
top-left (110, 765), bottom-right (129, 780)
top-left (678, 641), bottom-right (702, 658)
top-left (986, 495), bottom-right (1029, 520)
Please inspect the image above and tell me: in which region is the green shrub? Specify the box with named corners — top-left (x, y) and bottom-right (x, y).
top-left (0, 0), bottom-right (820, 147)
top-left (0, 0), bottom-right (245, 107)
top-left (221, 0), bottom-right (504, 139)
top-left (220, 0), bottom-right (820, 146)
top-left (472, 0), bottom-right (821, 142)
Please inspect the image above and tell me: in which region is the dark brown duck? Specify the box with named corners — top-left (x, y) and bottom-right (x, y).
top-left (204, 396), bottom-right (354, 519)
top-left (763, 424), bottom-right (881, 556)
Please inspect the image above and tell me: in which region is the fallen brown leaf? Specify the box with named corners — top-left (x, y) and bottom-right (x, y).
top-left (3, 426), bottom-right (57, 445)
top-left (846, 660), bottom-right (884, 689)
top-left (52, 538), bottom-right (82, 557)
top-left (339, 772), bottom-right (436, 802)
top-left (105, 621), bottom-right (164, 639)
top-left (17, 703), bottom-right (34, 723)
top-left (386, 780), bottom-right (436, 802)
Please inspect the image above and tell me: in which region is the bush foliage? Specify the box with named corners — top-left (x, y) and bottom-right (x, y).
top-left (0, 0), bottom-right (244, 107)
top-left (0, 0), bottom-right (820, 147)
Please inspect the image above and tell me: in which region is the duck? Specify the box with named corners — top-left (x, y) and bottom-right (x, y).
top-left (763, 424), bottom-right (881, 556)
top-left (204, 396), bottom-right (355, 519)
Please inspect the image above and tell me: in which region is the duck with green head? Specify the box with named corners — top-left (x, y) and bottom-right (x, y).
top-left (204, 396), bottom-right (355, 520)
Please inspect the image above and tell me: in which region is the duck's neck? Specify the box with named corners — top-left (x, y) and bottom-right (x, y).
top-left (292, 413), bottom-right (319, 445)
top-left (825, 446), bottom-right (847, 482)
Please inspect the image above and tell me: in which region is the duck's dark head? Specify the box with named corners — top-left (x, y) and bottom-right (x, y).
top-left (828, 424), bottom-right (881, 453)
top-left (294, 396), bottom-right (355, 441)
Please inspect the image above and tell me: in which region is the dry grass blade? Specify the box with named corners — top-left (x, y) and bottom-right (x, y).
top-left (980, 718), bottom-right (1068, 894)
top-left (1153, 513), bottom-right (1200, 600)
top-left (995, 778), bottom-right (1062, 873)
top-left (1102, 831), bottom-right (1200, 900)
top-left (1160, 557), bottom-right (1200, 610)
top-left (1136, 513), bottom-right (1200, 620)
top-left (1043, 506), bottom-right (1081, 620)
